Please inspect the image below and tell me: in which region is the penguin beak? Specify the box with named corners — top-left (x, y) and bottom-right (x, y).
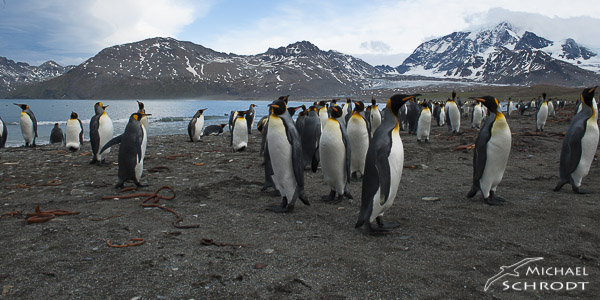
top-left (269, 104), bottom-right (279, 109)
top-left (103, 105), bottom-right (109, 109)
top-left (588, 86), bottom-right (597, 94)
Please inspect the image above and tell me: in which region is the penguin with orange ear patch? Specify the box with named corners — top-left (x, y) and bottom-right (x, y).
top-left (466, 96), bottom-right (511, 205)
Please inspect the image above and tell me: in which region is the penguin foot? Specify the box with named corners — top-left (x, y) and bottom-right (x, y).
top-left (299, 193), bottom-right (310, 206)
top-left (553, 180), bottom-right (567, 192)
top-left (484, 197), bottom-right (504, 206)
top-left (489, 191), bottom-right (506, 202)
top-left (322, 191), bottom-right (337, 202)
top-left (573, 186), bottom-right (592, 194)
top-left (266, 198), bottom-right (293, 213)
top-left (368, 217), bottom-right (400, 232)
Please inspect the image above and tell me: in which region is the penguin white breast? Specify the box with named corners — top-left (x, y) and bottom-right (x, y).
top-left (98, 113), bottom-right (114, 159)
top-left (370, 108), bottom-right (382, 131)
top-left (417, 109), bottom-right (431, 139)
top-left (319, 109), bottom-right (329, 129)
top-left (479, 115), bottom-right (511, 194)
top-left (267, 116), bottom-right (297, 200)
top-left (65, 119), bottom-right (82, 148)
top-left (19, 112), bottom-right (34, 143)
top-left (370, 127), bottom-right (404, 222)
top-left (320, 119), bottom-right (347, 193)
top-left (571, 115), bottom-right (599, 186)
top-left (347, 115), bottom-right (370, 174)
top-left (537, 104), bottom-right (548, 129)
top-left (232, 118), bottom-right (248, 150)
top-left (194, 115), bottom-right (204, 140)
top-left (448, 103), bottom-right (460, 131)
top-left (135, 124), bottom-right (148, 181)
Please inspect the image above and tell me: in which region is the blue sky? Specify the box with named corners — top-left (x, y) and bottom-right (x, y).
top-left (1, 0), bottom-right (600, 67)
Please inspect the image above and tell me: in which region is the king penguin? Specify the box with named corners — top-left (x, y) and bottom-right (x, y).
top-left (100, 112), bottom-right (151, 188)
top-left (49, 123), bottom-right (64, 144)
top-left (13, 103), bottom-right (37, 147)
top-left (355, 93), bottom-right (420, 232)
top-left (317, 100), bottom-right (330, 130)
top-left (554, 86), bottom-right (599, 194)
top-left (536, 93), bottom-right (549, 132)
top-left (446, 91), bottom-right (461, 134)
top-left (90, 102), bottom-right (114, 164)
top-left (203, 124), bottom-right (227, 136)
top-left (246, 104), bottom-right (257, 134)
top-left (507, 98), bottom-right (513, 116)
top-left (320, 105), bottom-right (353, 203)
top-left (466, 96), bottom-right (512, 205)
top-left (188, 108), bottom-right (207, 142)
top-left (299, 105), bottom-right (321, 171)
top-left (417, 100), bottom-right (432, 143)
top-left (471, 101), bottom-right (484, 129)
top-left (65, 112), bottom-right (84, 152)
top-left (231, 110), bottom-right (248, 152)
top-left (369, 97), bottom-right (382, 136)
top-left (137, 100), bottom-right (149, 130)
top-left (347, 101), bottom-right (370, 179)
top-left (265, 97), bottom-right (310, 212)
top-left (0, 115), bottom-right (7, 148)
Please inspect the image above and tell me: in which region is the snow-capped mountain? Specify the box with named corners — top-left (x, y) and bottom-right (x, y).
top-left (0, 57), bottom-right (73, 96)
top-left (11, 38), bottom-right (380, 99)
top-left (391, 22), bottom-right (600, 85)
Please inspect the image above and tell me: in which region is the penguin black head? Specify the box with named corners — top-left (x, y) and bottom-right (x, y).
top-left (317, 100), bottom-right (329, 107)
top-left (13, 103), bottom-right (28, 110)
top-left (137, 100), bottom-right (145, 110)
top-left (420, 101), bottom-right (429, 108)
top-left (132, 112), bottom-right (151, 121)
top-left (542, 93), bottom-right (547, 100)
top-left (219, 124), bottom-right (227, 128)
top-left (346, 98), bottom-right (352, 104)
top-left (70, 112), bottom-right (78, 119)
top-left (197, 108), bottom-right (208, 115)
top-left (269, 99), bottom-right (287, 116)
top-left (277, 95), bottom-right (289, 104)
top-left (452, 90), bottom-right (456, 100)
top-left (287, 106), bottom-right (302, 117)
top-left (581, 86), bottom-right (597, 107)
top-left (352, 100), bottom-right (365, 113)
top-left (308, 105), bottom-right (318, 113)
top-left (388, 94), bottom-right (421, 116)
top-left (237, 110), bottom-right (247, 118)
top-left (371, 96), bottom-right (377, 106)
top-left (331, 99), bottom-right (339, 105)
top-left (330, 105), bottom-right (343, 118)
top-left (54, 123), bottom-right (60, 128)
top-left (469, 96), bottom-right (499, 113)
top-left (250, 104), bottom-right (257, 108)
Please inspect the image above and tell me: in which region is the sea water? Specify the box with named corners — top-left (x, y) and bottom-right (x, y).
top-left (0, 99), bottom-right (307, 148)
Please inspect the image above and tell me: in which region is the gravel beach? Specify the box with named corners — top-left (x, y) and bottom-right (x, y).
top-left (0, 105), bottom-right (598, 299)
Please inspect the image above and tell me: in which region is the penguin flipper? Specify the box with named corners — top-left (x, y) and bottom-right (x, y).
top-left (100, 135), bottom-right (122, 155)
top-left (559, 115), bottom-right (587, 181)
top-left (311, 145), bottom-right (319, 173)
top-left (90, 115), bottom-right (100, 155)
top-left (78, 119), bottom-right (84, 145)
top-left (472, 117), bottom-right (493, 184)
top-left (27, 110), bottom-right (38, 138)
top-left (188, 117), bottom-right (196, 142)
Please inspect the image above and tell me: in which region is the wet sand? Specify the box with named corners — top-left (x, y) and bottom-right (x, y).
top-left (0, 106), bottom-right (598, 299)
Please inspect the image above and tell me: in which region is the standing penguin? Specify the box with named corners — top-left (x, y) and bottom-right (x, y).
top-left (228, 110), bottom-right (238, 132)
top-left (445, 91), bottom-right (460, 134)
top-left (548, 98), bottom-right (555, 118)
top-left (356, 93), bottom-right (420, 232)
top-left (90, 102), bottom-right (114, 164)
top-left (0, 115), bottom-right (7, 148)
top-left (188, 108), bottom-right (207, 142)
top-left (417, 101), bottom-right (432, 143)
top-left (347, 101), bottom-right (370, 179)
top-left (65, 112), bottom-right (84, 152)
top-left (317, 100), bottom-right (330, 130)
top-left (507, 98), bottom-right (513, 116)
top-left (299, 106), bottom-right (321, 171)
top-left (466, 96), bottom-right (512, 205)
top-left (405, 99), bottom-right (419, 134)
top-left (49, 123), bottom-right (64, 144)
top-left (231, 110), bottom-right (248, 152)
top-left (246, 104), bottom-right (257, 134)
top-left (438, 103), bottom-right (446, 127)
top-left (13, 103), bottom-right (37, 147)
top-left (536, 93), bottom-right (549, 132)
top-left (320, 105), bottom-right (353, 203)
top-left (554, 87), bottom-right (599, 194)
top-left (369, 97), bottom-right (382, 136)
top-left (99, 112), bottom-right (151, 188)
top-left (471, 101), bottom-right (484, 129)
top-left (136, 100), bottom-right (149, 130)
top-left (265, 98), bottom-right (310, 212)
top-left (342, 98), bottom-right (353, 123)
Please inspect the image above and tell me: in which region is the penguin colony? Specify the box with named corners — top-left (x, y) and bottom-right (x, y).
top-left (3, 87), bottom-right (598, 233)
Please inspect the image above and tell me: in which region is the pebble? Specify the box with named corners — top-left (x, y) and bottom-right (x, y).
top-left (264, 248), bottom-right (274, 254)
top-left (70, 189), bottom-right (85, 196)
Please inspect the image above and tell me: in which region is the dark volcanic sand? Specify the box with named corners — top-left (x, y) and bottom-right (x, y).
top-left (0, 106), bottom-right (598, 299)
